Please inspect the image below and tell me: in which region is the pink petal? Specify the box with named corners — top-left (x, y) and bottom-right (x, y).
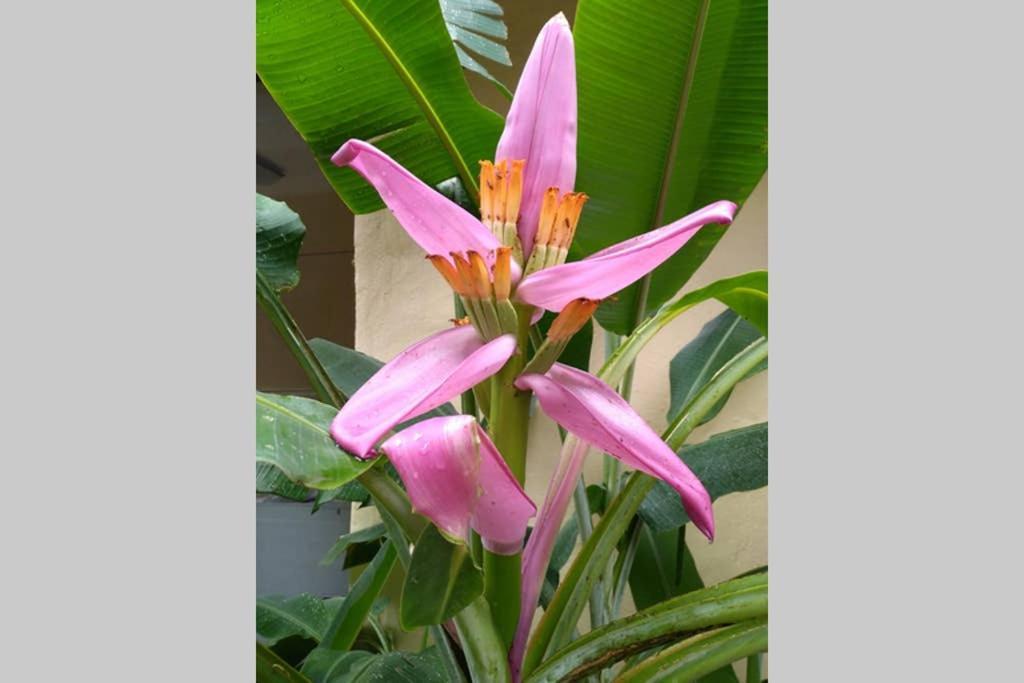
top-left (511, 437), bottom-right (589, 678)
top-left (381, 415), bottom-right (536, 554)
top-left (331, 139), bottom-right (499, 259)
top-left (330, 326), bottom-right (515, 457)
top-left (496, 13), bottom-right (577, 259)
top-left (515, 363), bottom-right (715, 540)
top-left (515, 201), bottom-right (737, 312)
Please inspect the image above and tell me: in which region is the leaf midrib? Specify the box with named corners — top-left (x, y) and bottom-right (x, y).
top-left (341, 0), bottom-right (481, 203)
top-left (629, 0), bottom-right (714, 330)
top-left (256, 394), bottom-right (331, 438)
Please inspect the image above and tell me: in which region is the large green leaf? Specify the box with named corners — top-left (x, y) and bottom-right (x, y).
top-left (668, 309), bottom-right (767, 426)
top-left (256, 392), bottom-right (375, 490)
top-left (401, 524), bottom-right (485, 628)
top-left (571, 0), bottom-right (768, 334)
top-left (440, 0), bottom-right (512, 90)
top-left (257, 0), bottom-right (502, 212)
top-left (302, 648), bottom-right (447, 683)
top-left (524, 574), bottom-right (767, 682)
top-left (256, 194), bottom-right (306, 292)
top-left (257, 594), bottom-right (343, 645)
top-left (639, 422), bottom-right (768, 533)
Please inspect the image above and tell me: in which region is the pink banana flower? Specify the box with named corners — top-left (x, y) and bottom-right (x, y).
top-left (325, 12), bottom-right (733, 661)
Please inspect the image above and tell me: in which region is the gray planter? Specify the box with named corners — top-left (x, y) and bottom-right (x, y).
top-left (256, 496), bottom-right (350, 597)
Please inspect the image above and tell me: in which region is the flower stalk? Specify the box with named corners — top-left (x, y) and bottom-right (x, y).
top-left (484, 304), bottom-right (534, 646)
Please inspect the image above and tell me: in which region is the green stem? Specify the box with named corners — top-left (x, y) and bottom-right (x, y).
top-left (257, 271), bottom-right (345, 408)
top-left (483, 306), bottom-right (533, 647)
top-left (746, 652), bottom-right (762, 683)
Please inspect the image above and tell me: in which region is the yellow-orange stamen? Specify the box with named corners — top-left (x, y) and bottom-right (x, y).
top-left (479, 161), bottom-right (496, 224)
top-left (467, 251), bottom-right (494, 299)
top-left (505, 160), bottom-right (525, 225)
top-left (450, 316), bottom-right (471, 327)
top-left (494, 160), bottom-right (509, 224)
top-left (428, 255), bottom-right (467, 296)
top-left (548, 298), bottom-right (600, 341)
top-left (450, 252), bottom-right (477, 296)
top-left (493, 247), bottom-right (512, 300)
top-left (535, 188), bottom-right (560, 247)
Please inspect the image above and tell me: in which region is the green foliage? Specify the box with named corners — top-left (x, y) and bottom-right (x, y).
top-left (401, 525), bottom-right (485, 629)
top-left (256, 194), bottom-right (306, 292)
top-left (616, 619), bottom-right (768, 682)
top-left (257, 594), bottom-right (343, 645)
top-left (320, 524), bottom-right (387, 567)
top-left (258, 642), bottom-right (313, 683)
top-left (600, 271), bottom-right (768, 390)
top-left (321, 541), bottom-right (398, 652)
top-left (440, 0), bottom-right (512, 89)
top-left (257, 461), bottom-right (312, 502)
top-left (668, 309), bottom-right (767, 426)
top-left (256, 0), bottom-right (502, 212)
top-left (302, 648), bottom-right (448, 683)
top-left (639, 423), bottom-right (768, 533)
top-left (572, 0), bottom-right (768, 334)
top-left (256, 392), bottom-right (376, 490)
top-left (525, 574), bottom-right (767, 682)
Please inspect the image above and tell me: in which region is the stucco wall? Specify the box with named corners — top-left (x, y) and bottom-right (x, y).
top-left (352, 175), bottom-right (767, 594)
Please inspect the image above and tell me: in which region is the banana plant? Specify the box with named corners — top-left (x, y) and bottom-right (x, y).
top-left (256, 2), bottom-right (767, 681)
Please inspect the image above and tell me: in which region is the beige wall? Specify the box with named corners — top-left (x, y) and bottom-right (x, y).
top-left (352, 175), bottom-right (767, 595)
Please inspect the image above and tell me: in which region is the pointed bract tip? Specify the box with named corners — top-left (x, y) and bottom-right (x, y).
top-left (549, 12), bottom-right (570, 28)
top-left (330, 139), bottom-right (367, 168)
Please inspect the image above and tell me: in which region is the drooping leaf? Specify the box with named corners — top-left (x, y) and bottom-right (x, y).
top-left (303, 648), bottom-right (447, 683)
top-left (668, 309), bottom-right (767, 426)
top-left (400, 524), bottom-right (484, 629)
top-left (257, 462), bottom-right (313, 502)
top-left (257, 0), bottom-right (502, 213)
top-left (257, 594), bottom-right (343, 645)
top-left (256, 392), bottom-right (376, 490)
top-left (320, 524), bottom-right (387, 567)
top-left (571, 0), bottom-right (768, 334)
top-left (256, 194), bottom-right (306, 292)
top-left (322, 540), bottom-right (398, 652)
top-left (440, 0), bottom-right (512, 89)
top-left (638, 423), bottom-right (768, 533)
